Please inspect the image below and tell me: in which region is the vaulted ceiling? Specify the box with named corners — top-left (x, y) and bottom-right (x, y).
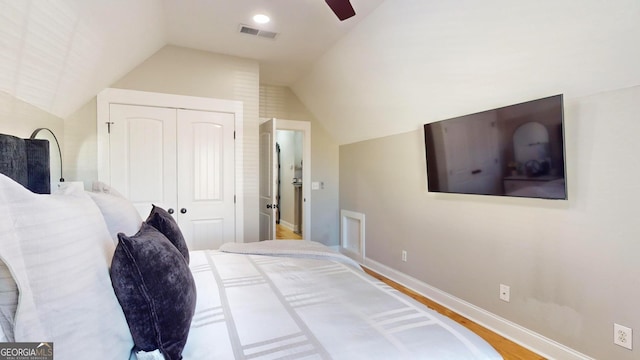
top-left (2, 0), bottom-right (639, 145)
top-left (0, 0), bottom-right (384, 118)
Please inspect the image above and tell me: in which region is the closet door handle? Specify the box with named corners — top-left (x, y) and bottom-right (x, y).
top-left (180, 208), bottom-right (187, 214)
top-left (167, 208), bottom-right (175, 214)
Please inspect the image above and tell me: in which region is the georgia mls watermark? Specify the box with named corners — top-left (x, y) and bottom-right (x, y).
top-left (0, 342), bottom-right (53, 360)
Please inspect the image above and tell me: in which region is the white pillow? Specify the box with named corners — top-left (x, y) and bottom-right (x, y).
top-left (91, 180), bottom-right (125, 198)
top-left (0, 174), bottom-right (134, 359)
top-left (87, 191), bottom-right (142, 244)
top-left (0, 260), bottom-right (17, 341)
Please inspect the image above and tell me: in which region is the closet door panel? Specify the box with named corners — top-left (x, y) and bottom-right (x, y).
top-left (192, 122), bottom-right (223, 200)
top-left (109, 104), bottom-right (177, 219)
top-left (190, 219), bottom-right (223, 251)
top-left (177, 109), bottom-right (235, 249)
top-left (127, 118), bottom-right (163, 202)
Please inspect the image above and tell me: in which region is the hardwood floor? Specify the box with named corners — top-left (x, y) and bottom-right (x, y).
top-left (273, 225), bottom-right (542, 358)
top-left (275, 224), bottom-right (302, 240)
top-left (362, 267), bottom-right (546, 360)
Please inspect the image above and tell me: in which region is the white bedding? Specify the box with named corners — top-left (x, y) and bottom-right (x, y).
top-left (219, 240), bottom-right (362, 268)
top-left (183, 243), bottom-right (502, 360)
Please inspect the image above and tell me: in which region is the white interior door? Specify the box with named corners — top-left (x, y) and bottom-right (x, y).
top-left (108, 104), bottom-right (177, 218)
top-left (177, 109), bottom-right (235, 250)
top-left (259, 119), bottom-right (277, 240)
top-left (98, 88), bottom-right (244, 245)
top-left (107, 104), bottom-right (236, 249)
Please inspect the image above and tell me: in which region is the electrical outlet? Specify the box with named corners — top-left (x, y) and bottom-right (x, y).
top-left (614, 323), bottom-right (633, 350)
top-left (499, 284), bottom-right (510, 302)
top-left (401, 250), bottom-right (407, 262)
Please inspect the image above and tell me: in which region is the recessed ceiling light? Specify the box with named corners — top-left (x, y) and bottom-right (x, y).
top-left (253, 14), bottom-right (270, 24)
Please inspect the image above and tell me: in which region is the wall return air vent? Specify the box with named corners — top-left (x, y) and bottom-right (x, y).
top-left (239, 25), bottom-right (278, 39)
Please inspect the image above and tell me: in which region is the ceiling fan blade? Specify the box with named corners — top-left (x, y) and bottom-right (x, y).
top-left (325, 0), bottom-right (356, 21)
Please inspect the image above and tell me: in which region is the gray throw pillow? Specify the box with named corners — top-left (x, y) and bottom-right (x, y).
top-left (110, 223), bottom-right (196, 360)
top-left (146, 205), bottom-right (190, 264)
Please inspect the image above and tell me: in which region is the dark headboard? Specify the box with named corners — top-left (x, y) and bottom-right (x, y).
top-left (0, 133), bottom-right (51, 194)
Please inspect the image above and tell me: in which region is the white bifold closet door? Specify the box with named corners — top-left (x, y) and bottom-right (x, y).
top-left (108, 104), bottom-right (235, 250)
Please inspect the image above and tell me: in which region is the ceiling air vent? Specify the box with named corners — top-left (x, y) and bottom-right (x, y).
top-left (239, 25), bottom-right (278, 39)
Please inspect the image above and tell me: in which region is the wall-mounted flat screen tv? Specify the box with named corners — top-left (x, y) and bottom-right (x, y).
top-left (424, 95), bottom-right (567, 200)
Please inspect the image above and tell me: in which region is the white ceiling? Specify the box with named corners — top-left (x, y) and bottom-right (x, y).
top-left (0, 0), bottom-right (384, 118)
top-left (163, 0), bottom-right (385, 85)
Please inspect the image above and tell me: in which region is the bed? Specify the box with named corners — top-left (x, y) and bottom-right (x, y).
top-left (0, 133), bottom-right (502, 359)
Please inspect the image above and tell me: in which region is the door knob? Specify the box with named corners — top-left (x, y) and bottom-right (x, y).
top-left (267, 204), bottom-right (272, 209)
top-left (180, 208), bottom-right (187, 214)
top-left (167, 208), bottom-right (174, 214)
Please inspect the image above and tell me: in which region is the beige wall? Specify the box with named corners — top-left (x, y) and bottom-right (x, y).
top-left (0, 91), bottom-right (63, 141)
top-left (64, 98), bottom-right (97, 187)
top-left (64, 45), bottom-right (260, 240)
top-left (260, 85), bottom-right (340, 245)
top-left (0, 92), bottom-right (65, 191)
top-left (339, 85), bottom-right (640, 360)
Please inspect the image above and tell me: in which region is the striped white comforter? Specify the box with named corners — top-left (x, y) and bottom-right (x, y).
top-left (181, 241), bottom-right (502, 360)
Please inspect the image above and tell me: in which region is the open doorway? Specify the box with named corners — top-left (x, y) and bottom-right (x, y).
top-left (275, 130), bottom-right (303, 240)
top-left (259, 118), bottom-right (311, 241)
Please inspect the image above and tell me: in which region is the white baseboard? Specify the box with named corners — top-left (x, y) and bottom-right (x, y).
top-left (359, 257), bottom-right (594, 360)
top-left (278, 220), bottom-right (295, 232)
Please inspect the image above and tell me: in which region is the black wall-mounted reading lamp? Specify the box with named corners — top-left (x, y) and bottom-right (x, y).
top-left (30, 128), bottom-right (64, 182)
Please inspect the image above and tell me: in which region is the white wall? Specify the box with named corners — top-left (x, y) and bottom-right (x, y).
top-left (64, 45), bottom-right (260, 240)
top-left (339, 85), bottom-right (640, 360)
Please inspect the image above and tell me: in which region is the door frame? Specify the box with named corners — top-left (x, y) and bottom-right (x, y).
top-left (259, 118), bottom-right (311, 240)
top-left (97, 88), bottom-right (244, 243)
